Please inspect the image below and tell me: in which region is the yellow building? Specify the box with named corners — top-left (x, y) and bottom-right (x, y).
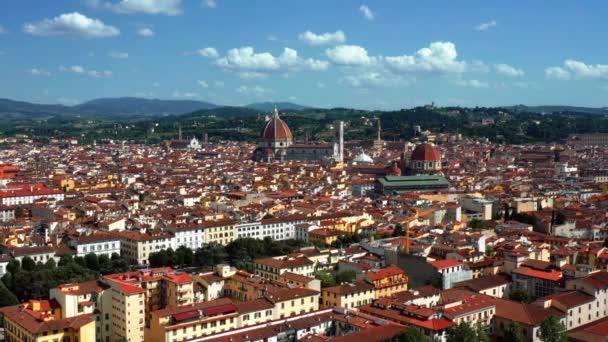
top-left (308, 228), bottom-right (342, 246)
top-left (361, 265), bottom-right (409, 299)
top-left (0, 299), bottom-right (96, 342)
top-left (254, 256), bottom-right (315, 280)
top-left (321, 281), bottom-right (375, 309)
top-left (203, 218), bottom-right (237, 245)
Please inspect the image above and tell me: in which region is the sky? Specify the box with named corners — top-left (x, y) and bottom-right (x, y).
top-left (0, 0), bottom-right (607, 110)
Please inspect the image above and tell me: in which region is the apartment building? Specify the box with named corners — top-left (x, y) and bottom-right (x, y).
top-left (166, 223), bottom-right (206, 251)
top-left (115, 231), bottom-right (174, 265)
top-left (430, 259), bottom-right (473, 289)
top-left (103, 267), bottom-right (194, 330)
top-left (0, 299), bottom-right (96, 342)
top-left (202, 218), bottom-right (236, 246)
top-left (360, 264), bottom-right (408, 299)
top-left (321, 281), bottom-right (375, 309)
top-left (254, 256), bottom-right (315, 280)
top-left (70, 232), bottom-right (121, 258)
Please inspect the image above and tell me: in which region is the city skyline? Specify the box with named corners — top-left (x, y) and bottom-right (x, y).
top-left (1, 0), bottom-right (608, 109)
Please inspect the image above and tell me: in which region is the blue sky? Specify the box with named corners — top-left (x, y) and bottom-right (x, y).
top-left (0, 0), bottom-right (607, 109)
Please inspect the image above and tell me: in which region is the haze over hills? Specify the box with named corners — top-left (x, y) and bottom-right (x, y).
top-left (0, 97), bottom-right (312, 119)
top-left (504, 105), bottom-right (608, 115)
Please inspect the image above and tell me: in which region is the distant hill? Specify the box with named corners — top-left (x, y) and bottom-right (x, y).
top-left (245, 102), bottom-right (313, 112)
top-left (505, 105), bottom-right (608, 115)
top-left (74, 97), bottom-right (218, 117)
top-left (0, 97), bottom-right (219, 119)
top-left (0, 98), bottom-right (73, 119)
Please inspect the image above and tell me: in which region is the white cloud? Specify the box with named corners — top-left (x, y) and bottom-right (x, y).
top-left (238, 71), bottom-right (268, 80)
top-left (359, 5), bottom-right (374, 20)
top-left (109, 51), bottom-right (129, 59)
top-left (216, 47), bottom-right (329, 74)
top-left (24, 12), bottom-right (120, 38)
top-left (172, 91), bottom-right (199, 98)
top-left (299, 30), bottom-right (346, 46)
top-left (198, 47), bottom-right (219, 58)
top-left (60, 65), bottom-right (112, 78)
top-left (203, 0), bottom-right (216, 8)
top-left (0, 25), bottom-right (6, 34)
top-left (456, 79), bottom-right (489, 88)
top-left (267, 35), bottom-right (278, 41)
top-left (494, 63), bottom-right (524, 77)
top-left (57, 97), bottom-right (80, 105)
top-left (197, 80), bottom-right (209, 88)
top-left (384, 41), bottom-right (466, 74)
top-left (545, 59), bottom-right (608, 80)
top-left (28, 68), bottom-right (52, 76)
top-left (236, 85), bottom-right (274, 96)
top-left (317, 82), bottom-right (326, 88)
top-left (214, 81), bottom-right (224, 88)
top-left (138, 27), bottom-right (155, 37)
top-left (340, 72), bottom-right (412, 88)
top-left (476, 20), bottom-right (497, 31)
top-left (326, 45), bottom-right (373, 66)
top-left (107, 0), bottom-right (182, 15)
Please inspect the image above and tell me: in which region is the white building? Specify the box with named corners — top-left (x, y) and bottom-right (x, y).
top-left (166, 223), bottom-right (206, 250)
top-left (70, 233), bottom-right (122, 258)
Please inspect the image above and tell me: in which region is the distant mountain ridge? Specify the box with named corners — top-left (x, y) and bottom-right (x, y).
top-left (0, 97), bottom-right (313, 119)
top-left (505, 105), bottom-right (608, 115)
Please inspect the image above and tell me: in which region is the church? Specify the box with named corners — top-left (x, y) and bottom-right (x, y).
top-left (252, 107), bottom-right (343, 163)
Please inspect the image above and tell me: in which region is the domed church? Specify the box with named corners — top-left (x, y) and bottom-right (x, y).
top-left (400, 143), bottom-right (443, 175)
top-left (252, 107), bottom-right (344, 163)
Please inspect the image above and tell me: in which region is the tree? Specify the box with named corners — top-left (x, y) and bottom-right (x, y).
top-left (446, 322), bottom-right (477, 342)
top-left (504, 321), bottom-right (525, 342)
top-left (540, 315), bottom-right (567, 342)
top-left (554, 212), bottom-right (566, 225)
top-left (6, 259), bottom-right (20, 274)
top-left (74, 256), bottom-right (87, 268)
top-left (176, 246), bottom-right (194, 267)
top-left (44, 258), bottom-right (56, 269)
top-left (84, 253), bottom-right (99, 271)
top-left (334, 270), bottom-right (356, 284)
top-left (15, 207), bottom-right (24, 218)
top-left (474, 322), bottom-right (489, 342)
top-left (21, 256), bottom-right (36, 271)
top-left (58, 255), bottom-right (73, 267)
top-left (314, 271), bottom-right (336, 288)
top-left (398, 326), bottom-right (428, 342)
top-left (149, 250), bottom-right (169, 268)
top-left (392, 224), bottom-right (405, 237)
top-left (0, 279), bottom-right (18, 307)
top-left (468, 219), bottom-right (486, 229)
top-left (508, 288), bottom-right (530, 303)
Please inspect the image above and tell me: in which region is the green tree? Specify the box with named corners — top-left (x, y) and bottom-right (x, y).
top-left (74, 256), bottom-right (86, 268)
top-left (314, 271), bottom-right (336, 288)
top-left (175, 246), bottom-right (194, 267)
top-left (540, 315), bottom-right (567, 342)
top-left (392, 224), bottom-right (405, 237)
top-left (468, 219), bottom-right (486, 229)
top-left (58, 255), bottom-right (73, 267)
top-left (508, 288), bottom-right (530, 303)
top-left (44, 258), bottom-right (57, 269)
top-left (398, 326), bottom-right (428, 342)
top-left (149, 250), bottom-right (169, 268)
top-left (6, 259), bottom-right (20, 274)
top-left (15, 207), bottom-right (24, 218)
top-left (446, 322), bottom-right (477, 342)
top-left (474, 322), bottom-right (489, 342)
top-left (84, 253), bottom-right (99, 271)
top-left (554, 212), bottom-right (566, 225)
top-left (21, 256), bottom-right (36, 271)
top-left (0, 279), bottom-right (18, 307)
top-left (504, 321), bottom-right (525, 342)
top-left (334, 270), bottom-right (356, 284)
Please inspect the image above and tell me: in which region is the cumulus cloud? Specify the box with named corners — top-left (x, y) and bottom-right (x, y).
top-left (299, 30), bottom-right (346, 46)
top-left (60, 65), bottom-right (112, 78)
top-left (24, 12), bottom-right (120, 38)
top-left (384, 41), bottom-right (466, 74)
top-left (109, 51), bottom-right (129, 59)
top-left (198, 47), bottom-right (219, 58)
top-left (172, 91), bottom-right (199, 98)
top-left (138, 27), bottom-right (154, 37)
top-left (106, 0), bottom-right (182, 15)
top-left (495, 63), bottom-right (524, 77)
top-left (236, 85), bottom-right (274, 96)
top-left (359, 5), bottom-right (374, 20)
top-left (28, 68), bottom-right (52, 76)
top-left (197, 80), bottom-right (209, 88)
top-left (545, 59), bottom-right (608, 80)
top-left (238, 71), bottom-right (268, 80)
top-left (216, 47), bottom-right (329, 73)
top-left (326, 45), bottom-right (373, 66)
top-left (340, 72), bottom-right (412, 88)
top-left (455, 79), bottom-right (490, 88)
top-left (476, 20), bottom-right (497, 31)
top-left (203, 0), bottom-right (216, 8)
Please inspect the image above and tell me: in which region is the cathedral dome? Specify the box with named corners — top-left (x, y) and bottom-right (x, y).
top-left (260, 107), bottom-right (292, 141)
top-left (411, 143), bottom-right (441, 161)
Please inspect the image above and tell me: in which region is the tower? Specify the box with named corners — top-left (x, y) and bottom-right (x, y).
top-left (178, 126), bottom-right (182, 141)
top-left (373, 117), bottom-right (383, 157)
top-left (338, 121), bottom-right (344, 163)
